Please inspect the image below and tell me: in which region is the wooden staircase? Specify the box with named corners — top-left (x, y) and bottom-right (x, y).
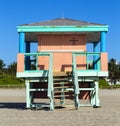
top-left (53, 72), bottom-right (74, 108)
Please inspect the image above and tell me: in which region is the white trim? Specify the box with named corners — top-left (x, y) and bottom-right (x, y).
top-left (77, 71), bottom-right (108, 77)
top-left (17, 71), bottom-right (48, 78)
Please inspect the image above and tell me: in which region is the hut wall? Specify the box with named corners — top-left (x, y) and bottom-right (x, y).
top-left (38, 34), bottom-right (86, 72)
top-left (101, 52), bottom-right (108, 71)
top-left (17, 53), bottom-right (24, 72)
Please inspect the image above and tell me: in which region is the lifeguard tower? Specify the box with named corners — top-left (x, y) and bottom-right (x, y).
top-left (17, 18), bottom-right (108, 110)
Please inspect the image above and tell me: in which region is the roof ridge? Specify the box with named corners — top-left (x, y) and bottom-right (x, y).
top-left (20, 17), bottom-right (105, 26)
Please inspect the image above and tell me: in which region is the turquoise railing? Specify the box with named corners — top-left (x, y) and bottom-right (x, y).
top-left (24, 52), bottom-right (54, 110)
top-left (24, 52), bottom-right (52, 71)
top-left (72, 53), bottom-right (79, 108)
top-left (72, 52), bottom-right (101, 108)
top-left (72, 52), bottom-right (101, 71)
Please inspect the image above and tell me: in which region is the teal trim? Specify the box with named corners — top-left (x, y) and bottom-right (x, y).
top-left (93, 42), bottom-right (100, 70)
top-left (72, 52), bottom-right (102, 108)
top-left (24, 52), bottom-right (50, 56)
top-left (73, 52), bottom-right (101, 71)
top-left (100, 31), bottom-right (106, 52)
top-left (73, 52), bottom-right (100, 55)
top-left (17, 25), bottom-right (109, 32)
top-left (19, 32), bottom-right (25, 53)
top-left (23, 52), bottom-right (54, 111)
top-left (93, 42), bottom-right (99, 52)
top-left (16, 70), bottom-right (49, 78)
top-left (24, 70), bottom-right (48, 72)
top-left (24, 52), bottom-right (52, 71)
top-left (77, 71), bottom-right (108, 77)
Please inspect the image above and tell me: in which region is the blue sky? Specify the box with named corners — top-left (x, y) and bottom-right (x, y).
top-left (0, 0), bottom-right (120, 66)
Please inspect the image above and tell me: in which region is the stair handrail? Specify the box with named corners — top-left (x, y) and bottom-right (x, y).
top-left (47, 53), bottom-right (53, 97)
top-left (24, 52), bottom-right (54, 110)
top-left (72, 52), bottom-right (101, 71)
top-left (72, 53), bottom-right (79, 108)
top-left (47, 53), bottom-right (54, 110)
top-left (72, 53), bottom-right (79, 95)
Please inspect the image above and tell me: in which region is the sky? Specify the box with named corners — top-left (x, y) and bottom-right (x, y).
top-left (0, 0), bottom-right (120, 66)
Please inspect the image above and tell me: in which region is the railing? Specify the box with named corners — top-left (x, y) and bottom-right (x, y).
top-left (23, 52), bottom-right (54, 110)
top-left (72, 52), bottom-right (101, 71)
top-left (24, 52), bottom-right (53, 71)
top-left (72, 52), bottom-right (101, 108)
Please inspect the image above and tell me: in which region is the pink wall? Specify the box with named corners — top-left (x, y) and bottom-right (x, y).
top-left (17, 54), bottom-right (24, 72)
top-left (38, 34), bottom-right (86, 72)
top-left (16, 34), bottom-right (108, 73)
top-left (101, 52), bottom-right (108, 71)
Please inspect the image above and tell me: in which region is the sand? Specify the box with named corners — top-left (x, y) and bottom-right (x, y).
top-left (0, 89), bottom-right (120, 126)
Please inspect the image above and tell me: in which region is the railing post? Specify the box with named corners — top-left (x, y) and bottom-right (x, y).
top-left (95, 81), bottom-right (100, 107)
top-left (36, 54), bottom-right (38, 70)
top-left (48, 53), bottom-right (54, 110)
top-left (93, 42), bottom-right (99, 70)
top-left (25, 42), bottom-right (31, 70)
top-left (72, 53), bottom-right (79, 109)
top-left (25, 79), bottom-right (31, 108)
top-left (100, 31), bottom-right (106, 52)
top-left (19, 32), bottom-right (25, 53)
top-left (86, 52), bottom-right (88, 70)
top-left (90, 83), bottom-right (95, 105)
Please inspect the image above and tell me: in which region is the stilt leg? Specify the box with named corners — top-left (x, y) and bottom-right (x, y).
top-left (90, 83), bottom-right (95, 106)
top-left (25, 80), bottom-right (31, 108)
top-left (50, 93), bottom-right (54, 111)
top-left (95, 81), bottom-right (100, 107)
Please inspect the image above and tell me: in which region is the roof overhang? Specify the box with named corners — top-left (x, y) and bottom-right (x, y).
top-left (17, 25), bottom-right (109, 32)
top-left (17, 25), bottom-right (109, 43)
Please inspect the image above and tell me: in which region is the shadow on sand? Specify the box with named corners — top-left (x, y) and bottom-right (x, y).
top-left (0, 102), bottom-right (51, 111)
top-left (0, 102), bottom-right (26, 110)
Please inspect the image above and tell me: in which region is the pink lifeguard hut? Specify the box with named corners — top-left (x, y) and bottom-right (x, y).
top-left (16, 18), bottom-right (108, 110)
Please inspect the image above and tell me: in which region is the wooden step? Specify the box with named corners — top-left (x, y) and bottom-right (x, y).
top-left (54, 94), bottom-right (74, 98)
top-left (54, 82), bottom-right (73, 85)
top-left (54, 86), bottom-right (73, 89)
top-left (54, 90), bottom-right (70, 93)
top-left (53, 78), bottom-right (69, 82)
top-left (54, 99), bottom-right (65, 102)
top-left (53, 72), bottom-right (72, 77)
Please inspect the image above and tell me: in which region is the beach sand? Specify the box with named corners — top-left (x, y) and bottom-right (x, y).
top-left (0, 89), bottom-right (120, 126)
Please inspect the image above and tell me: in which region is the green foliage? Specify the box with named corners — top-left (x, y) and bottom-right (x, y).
top-left (7, 62), bottom-right (17, 76)
top-left (99, 79), bottom-right (110, 88)
top-left (0, 59), bottom-right (5, 70)
top-left (0, 72), bottom-right (24, 85)
top-left (111, 84), bottom-right (120, 88)
top-left (0, 59), bottom-right (24, 88)
top-left (108, 58), bottom-right (120, 85)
